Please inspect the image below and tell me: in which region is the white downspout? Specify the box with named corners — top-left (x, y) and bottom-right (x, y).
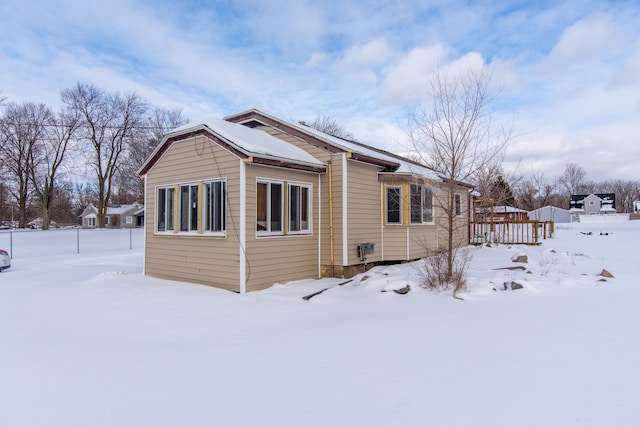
top-left (318, 173), bottom-right (322, 278)
top-left (142, 174), bottom-right (147, 275)
top-left (342, 153), bottom-right (349, 267)
top-left (239, 159), bottom-right (246, 294)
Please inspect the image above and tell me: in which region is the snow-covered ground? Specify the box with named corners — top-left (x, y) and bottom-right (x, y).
top-left (1, 223), bottom-right (639, 426)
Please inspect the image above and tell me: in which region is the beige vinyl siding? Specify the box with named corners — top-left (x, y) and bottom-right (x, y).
top-left (253, 125), bottom-right (340, 267)
top-left (144, 135), bottom-right (241, 292)
top-left (244, 164), bottom-right (321, 292)
top-left (345, 160), bottom-right (382, 265)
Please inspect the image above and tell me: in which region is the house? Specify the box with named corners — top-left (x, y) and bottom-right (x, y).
top-left (138, 109), bottom-right (472, 293)
top-left (528, 206), bottom-right (571, 223)
top-left (80, 203), bottom-right (143, 228)
top-left (476, 205), bottom-right (528, 222)
top-left (570, 193), bottom-right (616, 215)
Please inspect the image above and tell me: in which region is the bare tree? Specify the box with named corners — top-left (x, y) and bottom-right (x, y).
top-left (29, 106), bottom-right (80, 229)
top-left (62, 83), bottom-right (148, 227)
top-left (303, 115), bottom-right (354, 140)
top-left (406, 67), bottom-right (511, 281)
top-left (559, 163), bottom-right (587, 196)
top-left (600, 179), bottom-right (640, 213)
top-left (0, 102), bottom-right (52, 228)
top-left (516, 171), bottom-right (556, 211)
top-left (116, 106), bottom-right (187, 202)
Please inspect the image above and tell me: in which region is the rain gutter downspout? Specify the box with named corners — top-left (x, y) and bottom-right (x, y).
top-left (328, 155), bottom-right (335, 276)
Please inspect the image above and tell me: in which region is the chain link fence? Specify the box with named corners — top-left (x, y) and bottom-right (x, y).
top-left (0, 227), bottom-right (144, 260)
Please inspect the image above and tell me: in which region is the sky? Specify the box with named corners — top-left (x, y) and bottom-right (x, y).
top-left (1, 0), bottom-right (639, 182)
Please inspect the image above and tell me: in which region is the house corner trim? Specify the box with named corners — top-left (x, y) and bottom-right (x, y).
top-left (239, 159), bottom-right (247, 294)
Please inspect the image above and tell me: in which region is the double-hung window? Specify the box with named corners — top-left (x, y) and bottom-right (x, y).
top-left (179, 183), bottom-right (198, 232)
top-left (157, 186), bottom-right (175, 232)
top-left (257, 180), bottom-right (283, 234)
top-left (409, 184), bottom-right (434, 224)
top-left (454, 194), bottom-right (461, 216)
top-left (410, 184), bottom-right (422, 224)
top-left (422, 186), bottom-right (434, 223)
top-left (386, 186), bottom-right (402, 224)
top-left (203, 180), bottom-right (226, 233)
top-left (288, 183), bottom-right (311, 234)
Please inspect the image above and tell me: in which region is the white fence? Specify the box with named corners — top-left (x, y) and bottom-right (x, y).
top-left (577, 213), bottom-right (630, 223)
top-left (0, 227), bottom-right (144, 260)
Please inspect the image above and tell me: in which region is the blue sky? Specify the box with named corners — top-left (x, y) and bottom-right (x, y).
top-left (2, 0), bottom-right (639, 181)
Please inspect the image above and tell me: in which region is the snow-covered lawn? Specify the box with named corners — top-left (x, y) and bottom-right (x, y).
top-left (1, 223), bottom-right (639, 426)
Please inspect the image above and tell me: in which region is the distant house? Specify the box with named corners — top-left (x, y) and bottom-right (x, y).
top-left (80, 203), bottom-right (143, 228)
top-left (476, 205), bottom-right (528, 222)
top-left (570, 193), bottom-right (616, 215)
top-left (528, 206), bottom-right (571, 223)
top-left (137, 109), bottom-right (473, 293)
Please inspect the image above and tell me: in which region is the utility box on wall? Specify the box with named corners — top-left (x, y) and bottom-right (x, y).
top-left (357, 242), bottom-right (375, 261)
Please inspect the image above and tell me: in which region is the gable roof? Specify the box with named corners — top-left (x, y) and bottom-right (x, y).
top-left (80, 203), bottom-right (143, 217)
top-left (225, 109), bottom-right (440, 181)
top-left (138, 116), bottom-right (326, 176)
top-left (570, 193), bottom-right (616, 209)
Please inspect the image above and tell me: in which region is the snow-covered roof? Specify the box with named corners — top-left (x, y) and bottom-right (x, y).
top-left (107, 204), bottom-right (142, 216)
top-left (140, 117), bottom-right (325, 175)
top-left (486, 205), bottom-right (527, 214)
top-left (225, 109), bottom-right (440, 181)
top-left (529, 205), bottom-right (571, 214)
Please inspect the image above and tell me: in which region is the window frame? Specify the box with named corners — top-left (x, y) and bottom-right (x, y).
top-left (386, 186), bottom-right (402, 225)
top-left (454, 193), bottom-right (461, 217)
top-left (409, 184), bottom-right (434, 225)
top-left (422, 186), bottom-right (434, 224)
top-left (202, 179), bottom-right (227, 235)
top-left (288, 182), bottom-right (312, 235)
top-left (410, 184), bottom-right (422, 224)
top-left (256, 179), bottom-right (284, 236)
top-left (178, 183), bottom-right (199, 233)
top-left (156, 186), bottom-right (175, 233)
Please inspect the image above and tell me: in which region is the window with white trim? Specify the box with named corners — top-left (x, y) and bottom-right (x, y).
top-left (203, 180), bottom-right (226, 233)
top-left (410, 184), bottom-right (434, 224)
top-left (386, 186), bottom-right (402, 224)
top-left (126, 216), bottom-right (133, 224)
top-left (422, 186), bottom-right (433, 223)
top-left (257, 180), bottom-right (283, 234)
top-left (157, 186), bottom-right (175, 232)
top-left (179, 184), bottom-right (198, 232)
top-left (288, 183), bottom-right (311, 234)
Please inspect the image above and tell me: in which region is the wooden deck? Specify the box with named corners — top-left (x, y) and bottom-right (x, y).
top-left (471, 220), bottom-right (554, 245)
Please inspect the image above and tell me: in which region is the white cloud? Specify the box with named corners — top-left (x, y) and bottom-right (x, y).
top-left (307, 52), bottom-right (328, 68)
top-left (542, 13), bottom-right (619, 71)
top-left (380, 44), bottom-right (449, 102)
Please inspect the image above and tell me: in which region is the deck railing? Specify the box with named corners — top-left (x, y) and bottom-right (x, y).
top-left (471, 220), bottom-right (554, 245)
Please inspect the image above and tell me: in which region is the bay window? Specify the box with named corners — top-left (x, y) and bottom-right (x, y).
top-left (386, 186), bottom-right (402, 224)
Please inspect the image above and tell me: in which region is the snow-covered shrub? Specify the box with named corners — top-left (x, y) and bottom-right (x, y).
top-left (417, 248), bottom-right (472, 296)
